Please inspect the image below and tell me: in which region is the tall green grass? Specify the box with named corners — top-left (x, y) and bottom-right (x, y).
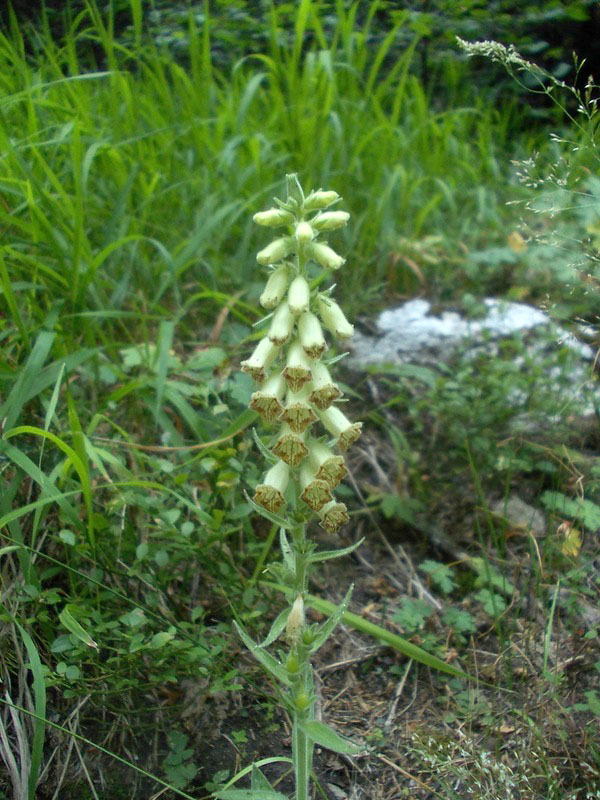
top-left (0, 0), bottom-right (533, 364)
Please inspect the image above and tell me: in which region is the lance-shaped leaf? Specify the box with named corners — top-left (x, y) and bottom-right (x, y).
top-left (298, 720), bottom-right (362, 755)
top-left (309, 585), bottom-right (353, 653)
top-left (234, 621), bottom-right (291, 687)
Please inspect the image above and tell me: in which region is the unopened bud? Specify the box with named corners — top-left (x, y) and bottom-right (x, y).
top-left (316, 294), bottom-right (354, 339)
top-left (310, 211), bottom-right (350, 231)
top-left (268, 301), bottom-right (295, 346)
top-left (303, 190), bottom-right (340, 211)
top-left (295, 221), bottom-right (314, 244)
top-left (286, 654), bottom-right (301, 674)
top-left (240, 337), bottom-right (280, 384)
top-left (260, 265), bottom-right (290, 309)
top-left (294, 690), bottom-right (310, 712)
top-left (286, 595), bottom-right (305, 644)
top-left (257, 237), bottom-right (293, 265)
top-left (287, 275), bottom-right (311, 315)
top-left (253, 208), bottom-right (295, 227)
top-left (306, 242), bottom-right (345, 270)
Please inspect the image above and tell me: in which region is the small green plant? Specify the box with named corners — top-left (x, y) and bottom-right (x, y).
top-left (162, 730), bottom-right (198, 791)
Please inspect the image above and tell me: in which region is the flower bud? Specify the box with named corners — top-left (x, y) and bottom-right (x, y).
top-left (308, 439), bottom-right (348, 488)
top-left (272, 424), bottom-right (308, 467)
top-left (240, 337), bottom-right (280, 384)
top-left (286, 654), bottom-right (301, 674)
top-left (250, 372), bottom-right (286, 422)
top-left (318, 499), bottom-right (350, 534)
top-left (268, 301), bottom-right (295, 346)
top-left (316, 294), bottom-right (354, 339)
top-left (282, 339), bottom-right (313, 392)
top-left (287, 275), bottom-right (310, 315)
top-left (285, 594), bottom-right (305, 644)
top-left (306, 242), bottom-right (345, 270)
top-left (302, 628), bottom-right (314, 646)
top-left (310, 211), bottom-right (350, 231)
top-left (303, 190), bottom-right (340, 211)
top-left (295, 221), bottom-right (314, 244)
top-left (257, 237), bottom-right (293, 266)
top-left (307, 361), bottom-right (341, 410)
top-left (279, 384), bottom-right (318, 433)
top-left (298, 311), bottom-right (327, 359)
top-left (253, 459), bottom-right (289, 513)
top-left (318, 406), bottom-right (362, 451)
top-left (260, 265), bottom-right (290, 309)
top-left (294, 690), bottom-right (310, 712)
top-left (299, 461), bottom-right (333, 512)
top-left (253, 208), bottom-right (295, 227)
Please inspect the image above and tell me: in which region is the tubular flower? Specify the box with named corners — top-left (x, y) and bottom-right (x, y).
top-left (308, 439), bottom-right (348, 489)
top-left (254, 459), bottom-right (289, 513)
top-left (318, 500), bottom-right (350, 534)
top-left (308, 362), bottom-right (342, 409)
top-left (269, 301), bottom-right (296, 346)
top-left (260, 265), bottom-right (291, 309)
top-left (282, 339), bottom-right (313, 392)
top-left (317, 406), bottom-right (362, 452)
top-left (279, 385), bottom-right (318, 433)
top-left (272, 424), bottom-right (308, 467)
top-left (240, 337), bottom-right (280, 384)
top-left (287, 274), bottom-right (311, 315)
top-left (250, 372), bottom-right (287, 422)
top-left (299, 461), bottom-right (333, 511)
top-left (298, 311), bottom-right (327, 359)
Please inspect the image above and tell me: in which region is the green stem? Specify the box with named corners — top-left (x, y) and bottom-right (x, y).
top-left (292, 710), bottom-right (309, 800)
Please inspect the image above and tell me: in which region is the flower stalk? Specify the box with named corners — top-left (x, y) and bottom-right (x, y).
top-left (233, 174), bottom-right (362, 800)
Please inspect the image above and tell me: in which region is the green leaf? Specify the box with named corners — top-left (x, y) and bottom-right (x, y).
top-left (475, 589), bottom-right (507, 616)
top-left (541, 491), bottom-right (600, 532)
top-left (420, 559), bottom-right (456, 594)
top-left (442, 607), bottom-right (477, 635)
top-left (250, 765), bottom-right (275, 791)
top-left (470, 558), bottom-right (514, 596)
top-left (309, 538), bottom-right (365, 563)
top-left (259, 606), bottom-right (290, 648)
top-left (149, 631), bottom-right (175, 649)
top-left (216, 791), bottom-right (288, 800)
top-left (298, 720), bottom-right (361, 755)
top-left (233, 622), bottom-right (290, 686)
top-left (310, 585), bottom-right (353, 652)
top-left (244, 492), bottom-right (294, 530)
top-left (58, 605), bottom-right (98, 649)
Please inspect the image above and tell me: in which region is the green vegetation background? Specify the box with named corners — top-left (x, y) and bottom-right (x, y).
top-left (0, 1), bottom-right (598, 798)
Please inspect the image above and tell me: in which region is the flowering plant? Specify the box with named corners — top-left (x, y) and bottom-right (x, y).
top-left (216, 175), bottom-right (363, 800)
